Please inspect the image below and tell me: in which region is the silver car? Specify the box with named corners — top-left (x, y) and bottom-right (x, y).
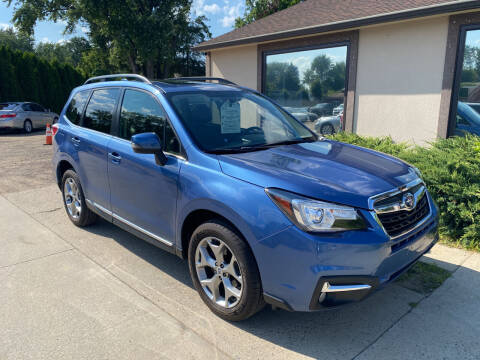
top-left (315, 114), bottom-right (342, 135)
top-left (0, 102), bottom-right (59, 133)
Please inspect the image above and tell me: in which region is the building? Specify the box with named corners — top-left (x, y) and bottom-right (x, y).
top-left (194, 0), bottom-right (480, 143)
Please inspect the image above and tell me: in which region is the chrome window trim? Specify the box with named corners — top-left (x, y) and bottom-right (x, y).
top-left (86, 199), bottom-right (173, 246)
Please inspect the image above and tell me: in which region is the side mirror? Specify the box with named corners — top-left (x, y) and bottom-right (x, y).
top-left (131, 132), bottom-right (167, 166)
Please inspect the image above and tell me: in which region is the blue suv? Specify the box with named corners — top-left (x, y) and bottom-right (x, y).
top-left (52, 74), bottom-right (438, 321)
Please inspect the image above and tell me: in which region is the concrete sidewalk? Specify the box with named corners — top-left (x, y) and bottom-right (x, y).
top-left (1, 185), bottom-right (479, 359)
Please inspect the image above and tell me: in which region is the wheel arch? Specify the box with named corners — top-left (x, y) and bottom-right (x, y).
top-left (56, 159), bottom-right (76, 188)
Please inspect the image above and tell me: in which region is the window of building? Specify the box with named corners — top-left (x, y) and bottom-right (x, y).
top-left (83, 89), bottom-right (120, 134)
top-left (120, 89), bottom-right (180, 155)
top-left (451, 28), bottom-right (480, 136)
top-left (264, 45), bottom-right (348, 136)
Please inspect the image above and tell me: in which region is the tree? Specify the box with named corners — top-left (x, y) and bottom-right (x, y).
top-left (235, 0), bottom-right (303, 28)
top-left (4, 0), bottom-right (210, 78)
top-left (265, 62), bottom-right (300, 94)
top-left (35, 37), bottom-right (91, 67)
top-left (0, 27), bottom-right (34, 52)
top-left (310, 79), bottom-right (323, 101)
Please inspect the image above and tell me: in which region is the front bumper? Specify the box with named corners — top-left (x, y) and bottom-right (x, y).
top-left (256, 192), bottom-right (439, 312)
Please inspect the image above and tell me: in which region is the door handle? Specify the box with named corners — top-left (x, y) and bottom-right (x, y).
top-left (71, 137), bottom-right (80, 146)
top-left (109, 152), bottom-right (122, 163)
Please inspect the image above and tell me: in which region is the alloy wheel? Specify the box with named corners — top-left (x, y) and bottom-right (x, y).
top-left (64, 177), bottom-right (82, 219)
top-left (195, 236), bottom-right (243, 308)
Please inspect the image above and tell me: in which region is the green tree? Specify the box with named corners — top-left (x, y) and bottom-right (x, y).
top-left (265, 62), bottom-right (300, 94)
top-left (4, 0), bottom-right (210, 78)
top-left (235, 0), bottom-right (303, 28)
top-left (310, 79), bottom-right (323, 101)
top-left (0, 27), bottom-right (34, 52)
top-left (35, 37), bottom-right (91, 67)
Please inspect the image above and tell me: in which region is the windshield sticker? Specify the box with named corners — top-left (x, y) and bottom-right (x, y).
top-left (220, 101), bottom-right (241, 134)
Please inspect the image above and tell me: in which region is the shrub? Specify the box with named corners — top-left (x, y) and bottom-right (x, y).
top-left (328, 133), bottom-right (480, 250)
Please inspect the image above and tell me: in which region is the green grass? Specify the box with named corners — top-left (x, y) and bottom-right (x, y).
top-left (396, 261), bottom-right (451, 295)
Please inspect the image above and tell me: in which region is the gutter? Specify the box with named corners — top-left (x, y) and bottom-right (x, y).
top-left (194, 0), bottom-right (480, 51)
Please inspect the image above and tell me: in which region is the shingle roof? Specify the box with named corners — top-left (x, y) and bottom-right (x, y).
top-left (195, 0), bottom-right (480, 51)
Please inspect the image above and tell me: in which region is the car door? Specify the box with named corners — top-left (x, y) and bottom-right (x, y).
top-left (21, 103), bottom-right (34, 126)
top-left (74, 88), bottom-right (121, 213)
top-left (31, 103), bottom-right (49, 127)
top-left (107, 88), bottom-right (183, 246)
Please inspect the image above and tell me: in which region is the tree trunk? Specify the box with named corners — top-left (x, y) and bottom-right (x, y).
top-left (145, 59), bottom-right (154, 79)
top-left (127, 53), bottom-right (137, 73)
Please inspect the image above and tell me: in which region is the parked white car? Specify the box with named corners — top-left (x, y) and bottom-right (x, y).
top-left (0, 102), bottom-right (59, 133)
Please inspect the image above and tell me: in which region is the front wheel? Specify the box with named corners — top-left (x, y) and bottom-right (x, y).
top-left (188, 220), bottom-right (264, 321)
top-left (321, 123), bottom-right (335, 135)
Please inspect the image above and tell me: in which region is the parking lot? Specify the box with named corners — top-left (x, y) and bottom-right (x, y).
top-left (1, 132), bottom-right (480, 360)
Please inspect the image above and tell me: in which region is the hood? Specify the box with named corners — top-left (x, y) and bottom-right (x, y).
top-left (218, 140), bottom-right (418, 209)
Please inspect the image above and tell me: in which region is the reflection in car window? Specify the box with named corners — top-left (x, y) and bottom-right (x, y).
top-left (120, 89), bottom-right (180, 155)
top-left (83, 89), bottom-right (120, 134)
top-left (22, 104), bottom-right (33, 111)
top-left (66, 90), bottom-right (90, 125)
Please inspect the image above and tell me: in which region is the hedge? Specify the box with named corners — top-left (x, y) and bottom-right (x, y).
top-left (0, 45), bottom-right (84, 113)
top-left (328, 132), bottom-right (480, 251)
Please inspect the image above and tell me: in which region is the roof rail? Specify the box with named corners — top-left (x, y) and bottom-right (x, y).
top-left (165, 77), bottom-right (237, 85)
top-left (84, 74), bottom-right (151, 85)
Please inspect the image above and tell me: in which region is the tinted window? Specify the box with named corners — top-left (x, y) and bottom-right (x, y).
top-left (120, 89), bottom-right (180, 154)
top-left (66, 90), bottom-right (90, 125)
top-left (83, 89), bottom-right (120, 134)
top-left (22, 104), bottom-right (33, 111)
top-left (0, 103), bottom-right (18, 110)
top-left (30, 103), bottom-right (45, 112)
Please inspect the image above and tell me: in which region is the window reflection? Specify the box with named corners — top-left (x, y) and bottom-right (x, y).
top-left (264, 45), bottom-right (347, 136)
top-left (454, 29), bottom-right (480, 136)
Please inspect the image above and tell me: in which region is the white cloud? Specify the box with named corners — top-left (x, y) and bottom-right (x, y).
top-left (40, 37), bottom-right (50, 43)
top-left (57, 38), bottom-right (66, 44)
top-left (0, 23), bottom-right (12, 30)
top-left (80, 26), bottom-right (89, 33)
top-left (204, 3), bottom-right (221, 13)
top-left (221, 2), bottom-right (242, 28)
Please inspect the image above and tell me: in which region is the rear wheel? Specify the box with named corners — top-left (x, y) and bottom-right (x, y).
top-left (188, 220), bottom-right (264, 321)
top-left (61, 169), bottom-right (97, 227)
top-left (23, 120), bottom-right (32, 133)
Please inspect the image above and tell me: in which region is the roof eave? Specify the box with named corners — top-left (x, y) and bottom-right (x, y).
top-left (194, 0), bottom-right (480, 52)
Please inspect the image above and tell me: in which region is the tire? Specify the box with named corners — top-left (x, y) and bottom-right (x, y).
top-left (61, 169), bottom-right (98, 227)
top-left (23, 120), bottom-right (32, 133)
top-left (188, 220), bottom-right (264, 321)
top-left (320, 123), bottom-right (335, 135)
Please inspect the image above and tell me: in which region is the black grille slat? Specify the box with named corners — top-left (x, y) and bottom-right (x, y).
top-left (377, 195), bottom-right (430, 237)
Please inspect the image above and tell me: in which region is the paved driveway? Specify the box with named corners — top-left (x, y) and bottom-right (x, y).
top-left (1, 132), bottom-right (479, 359)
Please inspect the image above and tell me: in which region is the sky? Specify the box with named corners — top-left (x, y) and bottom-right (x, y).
top-left (0, 0), bottom-right (244, 44)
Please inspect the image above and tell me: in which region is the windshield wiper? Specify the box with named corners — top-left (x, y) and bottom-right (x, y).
top-left (208, 137), bottom-right (317, 154)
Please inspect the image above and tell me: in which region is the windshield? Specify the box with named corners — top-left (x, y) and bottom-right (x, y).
top-left (167, 90), bottom-right (316, 153)
top-left (0, 103), bottom-right (18, 110)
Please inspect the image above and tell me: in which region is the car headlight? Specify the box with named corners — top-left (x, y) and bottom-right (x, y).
top-left (266, 188), bottom-right (366, 232)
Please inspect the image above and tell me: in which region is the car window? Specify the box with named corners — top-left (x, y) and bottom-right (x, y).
top-left (30, 103), bottom-right (45, 112)
top-left (83, 88), bottom-right (120, 134)
top-left (66, 90), bottom-right (90, 125)
top-left (22, 104), bottom-right (32, 111)
top-left (119, 89), bottom-right (181, 155)
top-left (456, 114), bottom-right (470, 126)
top-left (0, 103), bottom-right (18, 110)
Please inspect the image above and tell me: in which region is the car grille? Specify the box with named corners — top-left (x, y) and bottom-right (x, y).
top-left (377, 194), bottom-right (430, 238)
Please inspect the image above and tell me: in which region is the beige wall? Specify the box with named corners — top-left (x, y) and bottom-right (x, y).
top-left (354, 16), bottom-right (449, 144)
top-left (210, 45), bottom-right (258, 90)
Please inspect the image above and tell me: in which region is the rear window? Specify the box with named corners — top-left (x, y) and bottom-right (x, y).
top-left (83, 88), bottom-right (120, 134)
top-left (0, 103), bottom-right (18, 110)
top-left (66, 90), bottom-right (90, 125)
